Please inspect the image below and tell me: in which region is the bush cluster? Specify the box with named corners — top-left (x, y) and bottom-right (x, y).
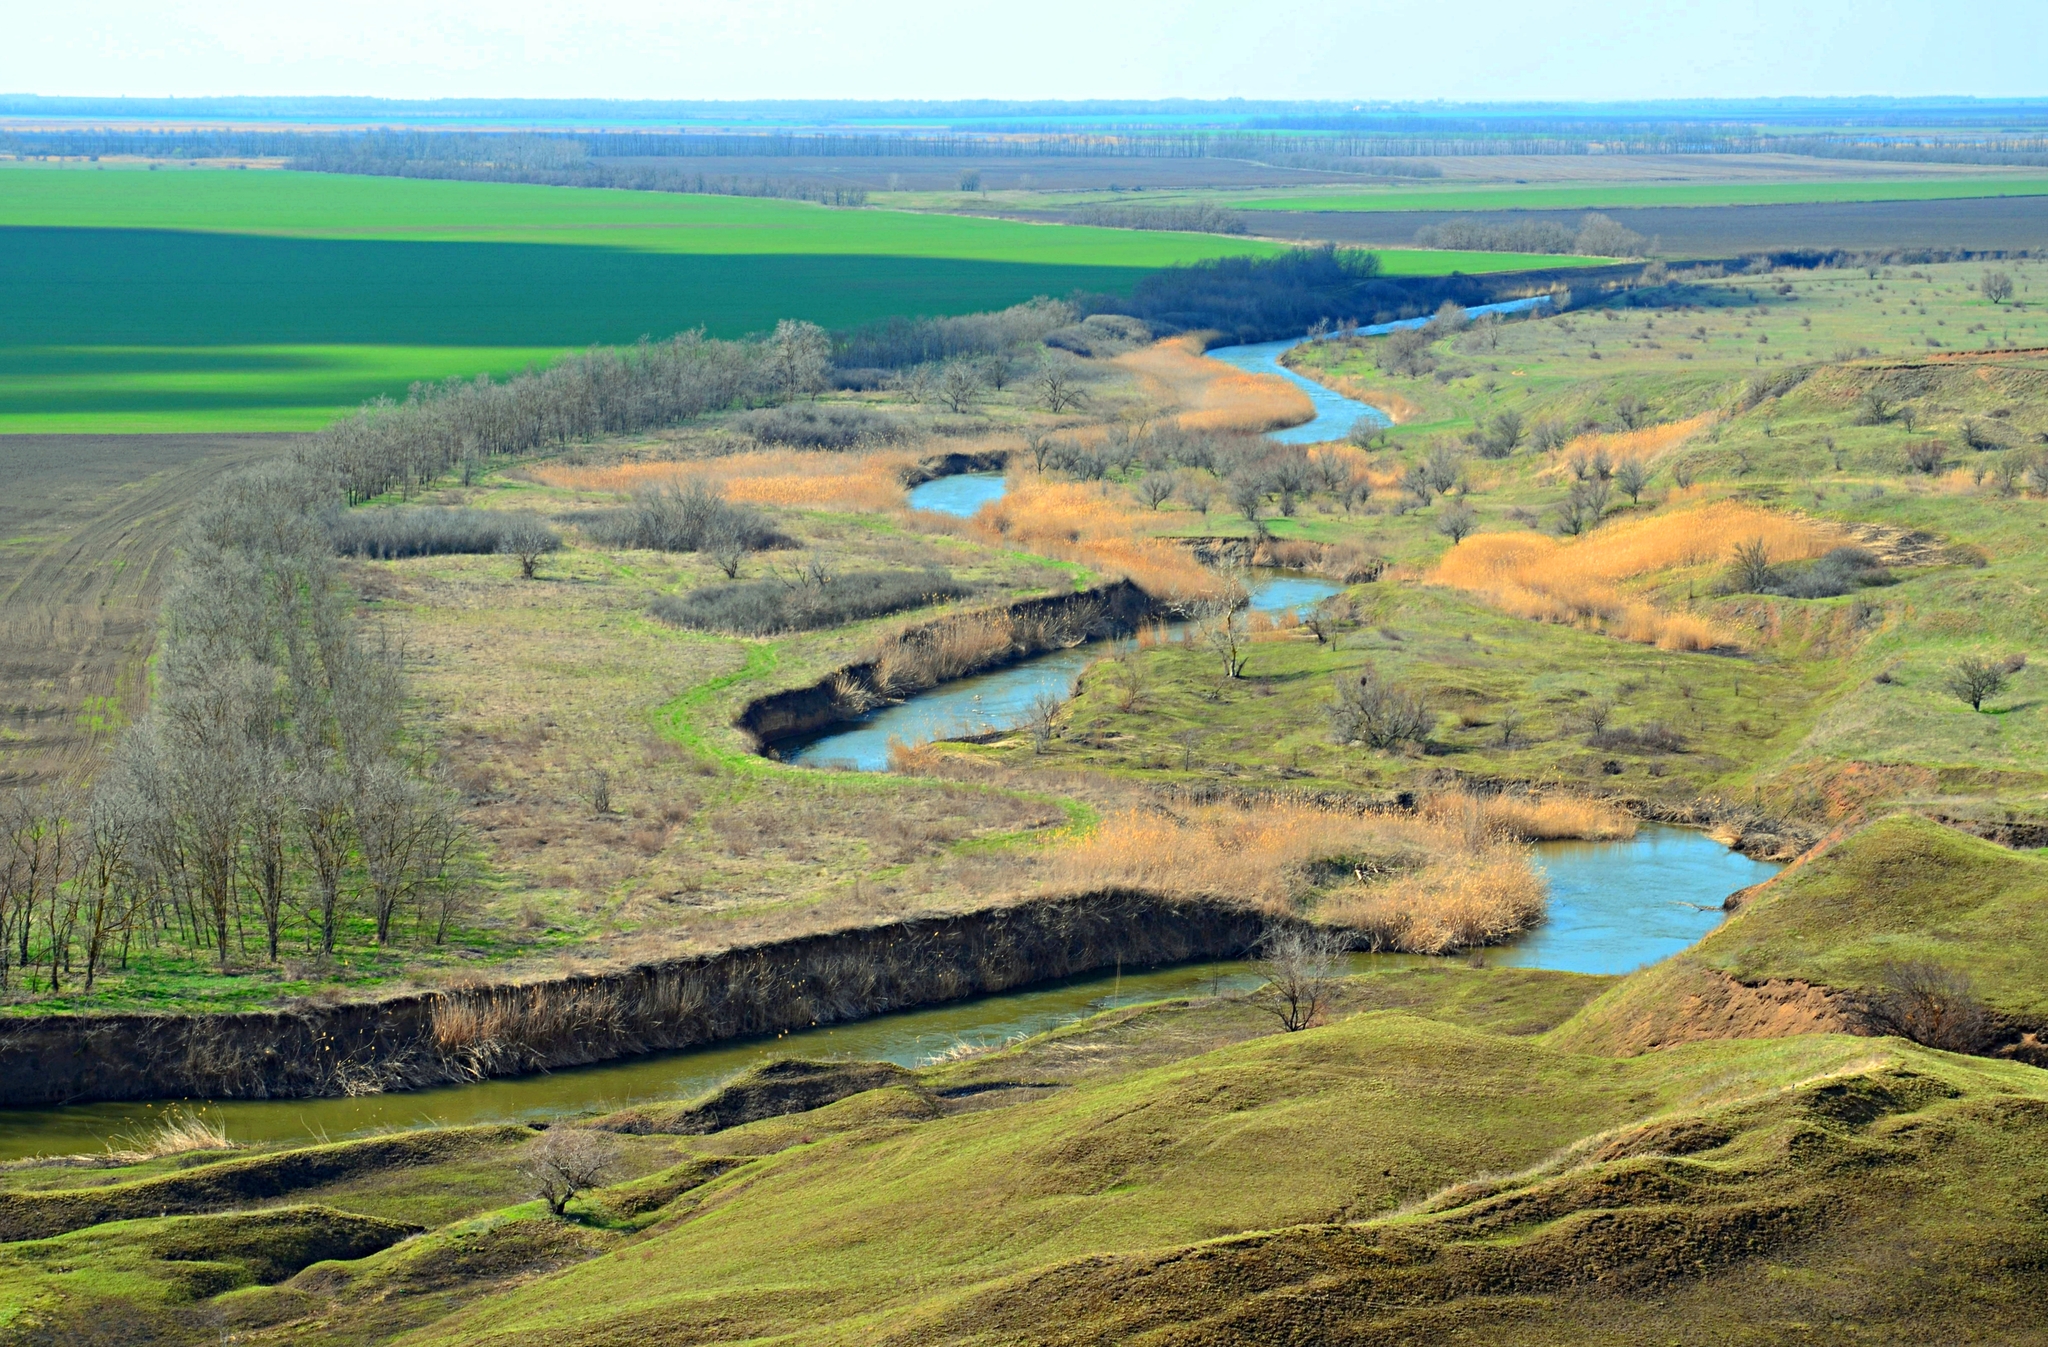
top-left (651, 568), bottom-right (970, 635)
top-left (328, 507), bottom-right (557, 560)
top-left (573, 483), bottom-right (783, 555)
top-left (729, 403), bottom-right (915, 450)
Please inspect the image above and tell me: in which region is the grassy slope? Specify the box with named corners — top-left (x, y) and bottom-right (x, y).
top-left (1235, 175), bottom-right (2048, 213)
top-left (1563, 814), bottom-right (2048, 1046)
top-left (392, 1013), bottom-right (2048, 1346)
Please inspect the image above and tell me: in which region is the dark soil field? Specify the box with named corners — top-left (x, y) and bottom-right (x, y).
top-left (0, 433), bottom-right (290, 785)
top-left (1233, 196), bottom-right (2048, 256)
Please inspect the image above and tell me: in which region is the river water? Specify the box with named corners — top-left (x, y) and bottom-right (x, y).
top-left (782, 568), bottom-right (1341, 771)
top-left (0, 826), bottom-right (1774, 1161)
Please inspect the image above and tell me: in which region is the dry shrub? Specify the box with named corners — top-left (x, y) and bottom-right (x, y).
top-left (103, 1109), bottom-right (235, 1163)
top-left (1115, 335), bottom-right (1315, 434)
top-left (1430, 501), bottom-right (1843, 651)
top-left (535, 448), bottom-right (917, 513)
top-left (1421, 788), bottom-right (1636, 843)
top-left (1042, 802), bottom-right (1547, 954)
top-left (887, 737), bottom-right (944, 774)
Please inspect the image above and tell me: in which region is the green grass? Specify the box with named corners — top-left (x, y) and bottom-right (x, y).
top-left (0, 166), bottom-right (1286, 433)
top-left (1235, 175), bottom-right (2048, 213)
top-left (0, 167), bottom-right (1625, 432)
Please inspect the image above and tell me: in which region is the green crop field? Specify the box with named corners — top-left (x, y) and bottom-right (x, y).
top-left (0, 167), bottom-right (1623, 433)
top-left (0, 167), bottom-right (1279, 432)
top-left (1235, 175), bottom-right (2048, 214)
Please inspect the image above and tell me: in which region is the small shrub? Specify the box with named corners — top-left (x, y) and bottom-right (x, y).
top-left (522, 1128), bottom-right (617, 1217)
top-left (497, 513), bottom-right (563, 579)
top-left (1329, 664), bottom-right (1433, 750)
top-left (1767, 547), bottom-right (1892, 599)
top-left (1254, 926), bottom-right (1345, 1032)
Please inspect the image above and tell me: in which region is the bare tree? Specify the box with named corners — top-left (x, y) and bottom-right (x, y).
top-left (1024, 692), bottom-right (1066, 753)
top-left (1860, 961), bottom-right (1992, 1052)
top-left (1435, 501), bottom-right (1477, 545)
top-left (523, 1128), bottom-right (618, 1216)
top-left (767, 319), bottom-right (830, 398)
top-left (497, 514), bottom-right (562, 580)
top-left (1254, 925), bottom-right (1346, 1032)
top-left (1328, 664), bottom-right (1433, 750)
top-left (1613, 458), bottom-right (1652, 505)
top-left (1227, 475), bottom-right (1268, 532)
top-left (1943, 655), bottom-right (2010, 711)
top-left (938, 357), bottom-right (986, 413)
top-left (1135, 472), bottom-right (1176, 511)
top-left (1194, 600), bottom-right (1252, 680)
top-left (1179, 475), bottom-right (1214, 519)
top-left (1982, 270), bottom-right (2015, 305)
top-left (1035, 357), bottom-right (1087, 413)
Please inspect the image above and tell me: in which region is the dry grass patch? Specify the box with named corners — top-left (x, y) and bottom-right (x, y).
top-left (1114, 335), bottom-right (1316, 434)
top-left (1038, 801), bottom-right (1548, 955)
top-left (531, 448), bottom-right (917, 513)
top-left (1431, 500), bottom-right (1843, 651)
top-left (967, 476), bottom-right (1224, 601)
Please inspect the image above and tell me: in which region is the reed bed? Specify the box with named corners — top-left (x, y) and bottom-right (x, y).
top-left (1114, 336), bottom-right (1317, 435)
top-left (534, 448), bottom-right (917, 514)
top-left (1431, 501), bottom-right (1842, 651)
top-left (1420, 788), bottom-right (1637, 844)
top-left (1549, 412), bottom-right (1719, 473)
top-left (969, 477), bottom-right (1225, 602)
top-left (1040, 801), bottom-right (1550, 955)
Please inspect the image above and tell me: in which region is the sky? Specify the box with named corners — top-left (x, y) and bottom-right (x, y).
top-left (6, 0), bottom-right (2045, 103)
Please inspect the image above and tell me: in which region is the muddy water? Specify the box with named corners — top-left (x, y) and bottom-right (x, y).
top-left (0, 827), bottom-right (1773, 1161)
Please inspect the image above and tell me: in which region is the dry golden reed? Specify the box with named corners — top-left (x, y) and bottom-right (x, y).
top-left (1041, 799), bottom-right (1559, 955)
top-left (533, 449), bottom-right (917, 513)
top-left (1114, 335), bottom-right (1317, 435)
top-left (968, 477), bottom-right (1225, 601)
top-left (1431, 501), bottom-right (1843, 651)
top-left (1550, 412), bottom-right (1719, 472)
top-left (1419, 787), bottom-right (1636, 844)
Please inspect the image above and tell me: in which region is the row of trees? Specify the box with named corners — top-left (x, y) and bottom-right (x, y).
top-left (0, 462), bottom-right (467, 993)
top-left (310, 325), bottom-right (823, 505)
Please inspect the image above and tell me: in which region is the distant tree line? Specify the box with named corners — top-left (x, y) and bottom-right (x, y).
top-left (1067, 203), bottom-right (1248, 234)
top-left (1413, 213), bottom-right (1649, 258)
top-left (307, 323), bottom-right (823, 505)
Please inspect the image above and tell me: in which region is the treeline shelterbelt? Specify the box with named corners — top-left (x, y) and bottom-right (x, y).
top-left (11, 125), bottom-right (2048, 168)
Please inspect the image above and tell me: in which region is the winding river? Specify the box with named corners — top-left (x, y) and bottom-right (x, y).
top-left (0, 292), bottom-right (1725, 1160)
top-left (0, 827), bottom-right (1776, 1161)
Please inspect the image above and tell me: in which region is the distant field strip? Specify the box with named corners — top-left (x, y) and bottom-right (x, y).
top-left (1238, 177), bottom-right (2048, 214)
top-left (0, 168), bottom-right (1286, 432)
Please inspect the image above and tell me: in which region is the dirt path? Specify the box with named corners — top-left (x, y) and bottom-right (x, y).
top-left (0, 434), bottom-right (292, 785)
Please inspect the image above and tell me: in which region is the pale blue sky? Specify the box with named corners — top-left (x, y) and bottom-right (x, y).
top-left (7, 0), bottom-right (2044, 103)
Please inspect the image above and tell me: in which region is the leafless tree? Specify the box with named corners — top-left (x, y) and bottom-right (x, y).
top-left (497, 513), bottom-right (562, 579)
top-left (1860, 961), bottom-right (1993, 1052)
top-left (938, 357), bottom-right (986, 413)
top-left (1943, 655), bottom-right (2009, 712)
top-left (767, 319), bottom-right (830, 398)
top-left (1613, 458), bottom-right (1652, 505)
top-left (1025, 692), bottom-right (1066, 753)
top-left (1328, 664), bottom-right (1433, 750)
top-left (1035, 357), bottom-right (1087, 413)
top-left (1254, 925), bottom-right (1346, 1032)
top-left (1982, 270), bottom-right (2015, 305)
top-left (1135, 473), bottom-right (1176, 511)
top-left (1435, 501), bottom-right (1477, 545)
top-left (523, 1128), bottom-right (618, 1216)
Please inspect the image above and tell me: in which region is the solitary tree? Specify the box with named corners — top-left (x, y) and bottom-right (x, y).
top-left (1135, 473), bottom-right (1177, 511)
top-left (497, 514), bottom-right (561, 580)
top-left (1613, 458), bottom-right (1652, 505)
top-left (1034, 357), bottom-right (1087, 412)
top-left (937, 357), bottom-right (986, 413)
top-left (1254, 925), bottom-right (1346, 1031)
top-left (1435, 501), bottom-right (1478, 545)
top-left (1944, 654), bottom-right (2009, 711)
top-left (523, 1129), bottom-right (617, 1217)
top-left (1982, 270), bottom-right (2015, 305)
